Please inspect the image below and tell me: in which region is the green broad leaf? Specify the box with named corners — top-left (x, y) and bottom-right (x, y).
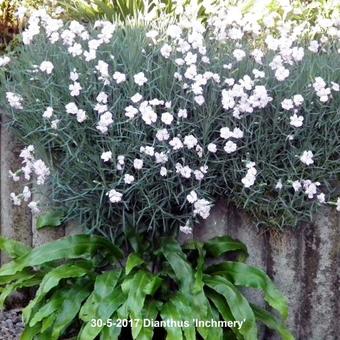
top-left (206, 289), bottom-right (242, 340)
top-left (203, 236), bottom-right (249, 261)
top-left (0, 237), bottom-right (31, 258)
top-left (126, 253), bottom-right (144, 275)
top-left (23, 261), bottom-right (93, 322)
top-left (0, 275), bottom-right (41, 309)
top-left (168, 293), bottom-right (196, 340)
top-left (79, 271), bottom-right (125, 340)
top-left (161, 238), bottom-right (194, 293)
top-left (0, 269), bottom-right (39, 287)
top-left (206, 262), bottom-right (288, 319)
top-left (99, 314), bottom-right (122, 340)
top-left (51, 283), bottom-right (91, 339)
top-left (36, 210), bottom-right (64, 229)
top-left (0, 235), bottom-right (123, 277)
top-left (120, 270), bottom-right (160, 339)
top-left (160, 299), bottom-right (184, 340)
top-left (203, 274), bottom-right (257, 340)
top-left (29, 281), bottom-right (90, 332)
top-left (251, 304), bottom-right (294, 340)
top-left (20, 322), bottom-right (42, 340)
top-left (136, 300), bottom-right (159, 340)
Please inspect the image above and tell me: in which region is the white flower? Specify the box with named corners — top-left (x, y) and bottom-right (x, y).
top-left (292, 180), bottom-right (302, 192)
top-left (96, 92), bottom-right (108, 104)
top-left (51, 119), bottom-right (60, 129)
top-left (68, 43), bottom-right (83, 56)
top-left (33, 159), bottom-right (50, 185)
top-left (180, 224), bottom-right (192, 234)
top-left (65, 102), bottom-right (78, 115)
top-left (107, 189), bottom-right (122, 203)
top-left (160, 44), bottom-right (172, 58)
top-left (9, 170), bottom-right (20, 182)
top-left (6, 92), bottom-right (23, 110)
top-left (281, 99), bottom-right (294, 110)
top-left (156, 129), bottom-right (169, 141)
top-left (184, 135), bottom-right (198, 149)
top-left (336, 198), bottom-right (340, 212)
top-left (194, 95), bottom-right (205, 106)
top-left (224, 141), bottom-right (237, 154)
top-left (141, 106), bottom-right (157, 125)
top-left (101, 151), bottom-right (112, 162)
top-left (125, 105), bottom-right (138, 119)
top-left (178, 109), bottom-right (188, 119)
top-left (193, 199), bottom-right (212, 219)
top-left (39, 61), bottom-right (54, 74)
top-left (207, 143), bottom-right (217, 153)
top-left (187, 190), bottom-right (198, 203)
top-left (134, 72), bottom-right (148, 86)
top-left (70, 70), bottom-right (79, 81)
top-left (232, 128), bottom-right (244, 139)
top-left (194, 170), bottom-right (204, 181)
top-left (161, 112), bottom-right (174, 125)
top-left (233, 49), bottom-right (246, 61)
top-left (0, 56), bottom-right (10, 67)
top-left (185, 52), bottom-right (197, 65)
top-left (290, 114), bottom-right (304, 128)
top-left (166, 24), bottom-right (181, 39)
top-left (317, 193), bottom-right (325, 203)
top-left (160, 167), bottom-right (167, 176)
top-left (117, 155), bottom-right (125, 165)
top-left (275, 67), bottom-right (289, 81)
top-left (300, 151), bottom-right (314, 166)
top-left (293, 94), bottom-right (304, 106)
top-left (169, 137), bottom-right (183, 150)
top-left (22, 186), bottom-right (31, 201)
top-left (113, 71), bottom-right (126, 84)
top-left (133, 159), bottom-right (143, 170)
top-left (28, 201), bottom-right (40, 214)
top-left (131, 93), bottom-right (143, 103)
top-left (43, 107), bottom-right (53, 119)
top-left (241, 163), bottom-right (257, 188)
top-left (69, 82), bottom-right (82, 96)
top-left (275, 179), bottom-right (283, 190)
top-left (308, 40), bottom-right (319, 53)
top-left (220, 127), bottom-right (232, 140)
top-left (10, 193), bottom-right (21, 206)
top-left (76, 109), bottom-right (87, 123)
top-left (140, 146), bottom-right (155, 156)
top-left (124, 174), bottom-right (134, 184)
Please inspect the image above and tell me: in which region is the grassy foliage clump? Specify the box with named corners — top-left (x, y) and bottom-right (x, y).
top-left (0, 9), bottom-right (339, 239)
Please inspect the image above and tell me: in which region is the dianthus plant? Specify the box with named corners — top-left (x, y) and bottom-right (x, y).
top-left (1, 7), bottom-right (340, 240)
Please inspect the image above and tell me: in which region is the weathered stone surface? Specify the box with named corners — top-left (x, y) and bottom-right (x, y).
top-left (0, 116), bottom-right (32, 264)
top-left (194, 200), bottom-right (340, 340)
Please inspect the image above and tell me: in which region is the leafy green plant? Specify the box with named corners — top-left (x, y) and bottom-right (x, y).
top-left (0, 234), bottom-right (293, 339)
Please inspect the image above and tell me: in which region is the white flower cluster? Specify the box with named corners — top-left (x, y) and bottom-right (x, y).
top-left (9, 145), bottom-right (50, 214)
top-left (4, 4), bottom-right (340, 231)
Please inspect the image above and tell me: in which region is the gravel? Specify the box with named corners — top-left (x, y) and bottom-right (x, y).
top-left (0, 309), bottom-right (24, 339)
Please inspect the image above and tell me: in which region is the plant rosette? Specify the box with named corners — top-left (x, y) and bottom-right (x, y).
top-left (0, 233), bottom-right (293, 340)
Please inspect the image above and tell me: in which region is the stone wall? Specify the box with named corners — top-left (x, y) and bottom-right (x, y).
top-left (0, 122), bottom-right (339, 339)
